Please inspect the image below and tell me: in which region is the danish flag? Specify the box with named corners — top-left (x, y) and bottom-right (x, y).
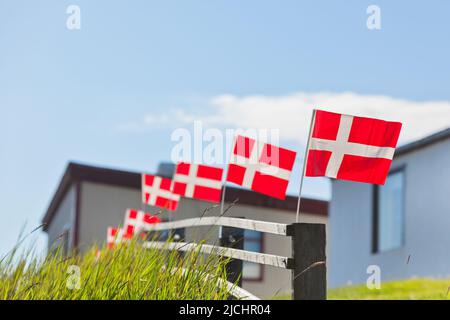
top-left (123, 208), bottom-right (161, 237)
top-left (142, 174), bottom-right (180, 211)
top-left (226, 135), bottom-right (297, 200)
top-left (172, 162), bottom-right (223, 203)
top-left (305, 109), bottom-right (402, 185)
top-left (106, 227), bottom-right (130, 249)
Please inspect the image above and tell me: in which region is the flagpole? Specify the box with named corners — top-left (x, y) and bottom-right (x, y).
top-left (169, 169), bottom-right (176, 223)
top-left (295, 109), bottom-right (316, 223)
top-left (220, 182), bottom-right (227, 216)
top-left (220, 135), bottom-right (235, 217)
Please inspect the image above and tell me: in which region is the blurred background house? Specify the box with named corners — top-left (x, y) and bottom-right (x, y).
top-left (41, 162), bottom-right (328, 298)
top-left (330, 128), bottom-right (450, 287)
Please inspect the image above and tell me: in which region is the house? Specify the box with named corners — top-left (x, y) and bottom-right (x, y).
top-left (42, 162), bottom-right (328, 298)
top-left (330, 127), bottom-right (450, 288)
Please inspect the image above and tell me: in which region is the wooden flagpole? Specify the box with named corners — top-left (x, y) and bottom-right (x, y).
top-left (295, 109), bottom-right (316, 223)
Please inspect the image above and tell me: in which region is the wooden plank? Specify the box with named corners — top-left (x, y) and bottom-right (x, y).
top-left (168, 266), bottom-right (260, 300)
top-left (226, 282), bottom-right (260, 300)
top-left (144, 241), bottom-right (293, 269)
top-left (291, 223), bottom-right (327, 300)
top-left (143, 216), bottom-right (288, 236)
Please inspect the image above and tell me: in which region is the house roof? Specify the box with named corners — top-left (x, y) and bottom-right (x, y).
top-left (42, 162), bottom-right (329, 231)
top-left (395, 127), bottom-right (450, 157)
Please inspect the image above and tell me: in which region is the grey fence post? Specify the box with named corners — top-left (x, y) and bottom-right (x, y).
top-left (288, 223), bottom-right (326, 300)
top-left (220, 222), bottom-right (244, 287)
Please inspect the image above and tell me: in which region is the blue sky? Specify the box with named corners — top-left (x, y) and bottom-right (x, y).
top-left (1, 0), bottom-right (449, 257)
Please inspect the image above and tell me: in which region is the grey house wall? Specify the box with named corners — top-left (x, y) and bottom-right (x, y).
top-left (76, 181), bottom-right (327, 298)
top-left (330, 138), bottom-right (450, 288)
top-left (46, 185), bottom-right (77, 251)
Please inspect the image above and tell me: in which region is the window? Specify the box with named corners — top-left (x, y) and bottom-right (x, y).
top-left (242, 230), bottom-right (263, 281)
top-left (373, 169), bottom-right (405, 253)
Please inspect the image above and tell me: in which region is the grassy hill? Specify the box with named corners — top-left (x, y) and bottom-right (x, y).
top-left (0, 240), bottom-right (231, 300)
top-left (328, 278), bottom-right (450, 300)
top-left (274, 278), bottom-right (450, 300)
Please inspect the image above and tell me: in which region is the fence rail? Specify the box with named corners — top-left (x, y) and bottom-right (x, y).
top-left (144, 216), bottom-right (288, 235)
top-left (144, 241), bottom-right (293, 269)
top-left (168, 266), bottom-right (260, 300)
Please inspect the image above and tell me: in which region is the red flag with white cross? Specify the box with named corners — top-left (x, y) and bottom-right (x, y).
top-left (142, 174), bottom-right (180, 211)
top-left (305, 109), bottom-right (402, 185)
top-left (226, 135), bottom-right (297, 200)
top-left (123, 208), bottom-right (161, 237)
top-left (172, 162), bottom-right (223, 203)
top-left (106, 227), bottom-right (131, 249)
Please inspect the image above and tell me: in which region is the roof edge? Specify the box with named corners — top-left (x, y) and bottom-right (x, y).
top-left (395, 127), bottom-right (450, 157)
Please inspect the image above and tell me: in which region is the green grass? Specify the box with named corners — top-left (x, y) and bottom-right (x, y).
top-left (274, 278), bottom-right (450, 300)
top-left (0, 239), bottom-right (233, 300)
top-left (328, 278), bottom-right (450, 300)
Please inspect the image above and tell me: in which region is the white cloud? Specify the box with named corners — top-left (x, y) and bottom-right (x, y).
top-left (206, 92), bottom-right (450, 146)
top-left (122, 91), bottom-right (450, 146)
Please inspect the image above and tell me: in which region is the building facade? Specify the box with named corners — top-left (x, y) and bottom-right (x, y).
top-left (42, 162), bottom-right (328, 298)
top-left (329, 128), bottom-right (450, 288)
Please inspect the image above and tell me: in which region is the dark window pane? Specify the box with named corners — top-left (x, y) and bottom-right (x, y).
top-left (244, 229), bottom-right (261, 240)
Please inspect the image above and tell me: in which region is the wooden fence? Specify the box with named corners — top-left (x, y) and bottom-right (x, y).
top-left (143, 216), bottom-right (326, 300)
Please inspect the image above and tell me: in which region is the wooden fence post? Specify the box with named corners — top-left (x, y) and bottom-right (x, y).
top-left (288, 223), bottom-right (326, 300)
top-left (220, 222), bottom-right (244, 287)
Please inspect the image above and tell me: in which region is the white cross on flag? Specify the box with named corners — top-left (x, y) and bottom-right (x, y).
top-left (305, 109), bottom-right (402, 185)
top-left (106, 227), bottom-right (130, 249)
top-left (172, 162), bottom-right (223, 203)
top-left (226, 135), bottom-right (297, 200)
top-left (142, 174), bottom-right (180, 211)
top-left (123, 208), bottom-right (161, 237)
